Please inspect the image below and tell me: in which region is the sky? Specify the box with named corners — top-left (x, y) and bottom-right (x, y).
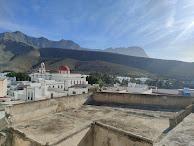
top-left (0, 0), bottom-right (194, 62)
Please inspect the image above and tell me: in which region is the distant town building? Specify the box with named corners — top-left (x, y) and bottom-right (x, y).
top-left (134, 77), bottom-right (149, 83)
top-left (116, 76), bottom-right (131, 83)
top-left (7, 63), bottom-right (88, 101)
top-left (127, 83), bottom-right (151, 94)
top-left (178, 88), bottom-right (194, 97)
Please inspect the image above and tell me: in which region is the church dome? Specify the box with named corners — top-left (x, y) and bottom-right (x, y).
top-left (59, 65), bottom-right (70, 74)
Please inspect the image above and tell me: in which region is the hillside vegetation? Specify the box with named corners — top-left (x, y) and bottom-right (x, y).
top-left (40, 48), bottom-right (194, 80)
top-left (0, 31), bottom-right (194, 80)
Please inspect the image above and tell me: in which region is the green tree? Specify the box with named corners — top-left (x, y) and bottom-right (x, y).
top-left (6, 72), bottom-right (31, 81)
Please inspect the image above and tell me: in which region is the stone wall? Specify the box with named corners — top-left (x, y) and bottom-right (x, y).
top-left (91, 92), bottom-right (193, 109)
top-left (4, 128), bottom-right (42, 146)
top-left (78, 127), bottom-right (93, 146)
top-left (5, 93), bottom-right (90, 125)
top-left (0, 117), bottom-right (8, 131)
top-left (79, 122), bottom-right (153, 146)
top-left (169, 104), bottom-right (193, 128)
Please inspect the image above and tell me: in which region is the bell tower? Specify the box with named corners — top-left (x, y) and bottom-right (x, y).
top-left (39, 62), bottom-right (46, 74)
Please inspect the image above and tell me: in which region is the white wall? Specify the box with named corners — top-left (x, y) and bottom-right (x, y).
top-left (68, 87), bottom-right (88, 95)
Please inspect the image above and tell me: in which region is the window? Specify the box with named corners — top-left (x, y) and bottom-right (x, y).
top-left (28, 92), bottom-right (30, 100)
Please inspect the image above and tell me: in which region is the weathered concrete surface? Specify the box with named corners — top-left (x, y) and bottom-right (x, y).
top-left (5, 93), bottom-right (90, 125)
top-left (10, 105), bottom-right (173, 145)
top-left (2, 92), bottom-right (193, 146)
top-left (56, 127), bottom-right (91, 146)
top-left (155, 113), bottom-right (194, 146)
top-left (0, 132), bottom-right (6, 145)
top-left (4, 128), bottom-right (42, 146)
top-left (93, 122), bottom-right (153, 146)
top-left (169, 104), bottom-right (193, 128)
top-left (91, 92), bottom-right (193, 109)
top-left (78, 127), bottom-right (93, 146)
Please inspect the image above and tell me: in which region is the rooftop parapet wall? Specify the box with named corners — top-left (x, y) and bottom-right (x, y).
top-left (5, 93), bottom-right (90, 125)
top-left (78, 122), bottom-right (153, 146)
top-left (91, 92), bottom-right (193, 109)
top-left (4, 128), bottom-right (42, 146)
top-left (169, 104), bottom-right (193, 129)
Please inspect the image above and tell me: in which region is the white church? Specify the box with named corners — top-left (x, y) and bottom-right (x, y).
top-left (8, 63), bottom-right (88, 101)
top-left (30, 62), bottom-right (88, 90)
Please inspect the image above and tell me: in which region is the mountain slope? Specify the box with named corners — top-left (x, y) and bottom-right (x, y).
top-left (0, 40), bottom-right (40, 72)
top-left (40, 58), bottom-right (151, 77)
top-left (0, 31), bottom-right (81, 50)
top-left (40, 48), bottom-right (194, 80)
top-left (0, 31), bottom-right (193, 80)
top-left (0, 31), bottom-right (148, 57)
top-left (104, 47), bottom-right (148, 58)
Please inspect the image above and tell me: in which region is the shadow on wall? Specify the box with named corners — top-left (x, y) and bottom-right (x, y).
top-left (78, 122), bottom-right (153, 146)
top-left (89, 92), bottom-right (194, 111)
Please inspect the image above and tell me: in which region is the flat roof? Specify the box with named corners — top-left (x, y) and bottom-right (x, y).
top-left (14, 105), bottom-right (175, 145)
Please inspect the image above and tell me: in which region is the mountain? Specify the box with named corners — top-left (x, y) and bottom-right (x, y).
top-left (0, 40), bottom-right (40, 72)
top-left (0, 31), bottom-right (148, 57)
top-left (0, 31), bottom-right (81, 50)
top-left (104, 47), bottom-right (148, 58)
top-left (0, 31), bottom-right (194, 80)
top-left (39, 48), bottom-right (194, 80)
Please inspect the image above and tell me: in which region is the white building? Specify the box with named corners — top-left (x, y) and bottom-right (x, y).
top-left (0, 78), bottom-right (7, 97)
top-left (8, 79), bottom-right (67, 101)
top-left (116, 76), bottom-right (131, 83)
top-left (127, 83), bottom-right (152, 94)
top-left (8, 63), bottom-right (88, 101)
top-left (30, 63), bottom-right (88, 90)
top-left (134, 77), bottom-right (150, 83)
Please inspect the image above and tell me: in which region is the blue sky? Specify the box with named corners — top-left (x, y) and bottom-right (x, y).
top-left (0, 0), bottom-right (194, 62)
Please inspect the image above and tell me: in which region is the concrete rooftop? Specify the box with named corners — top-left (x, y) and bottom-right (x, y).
top-left (13, 105), bottom-right (177, 145)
